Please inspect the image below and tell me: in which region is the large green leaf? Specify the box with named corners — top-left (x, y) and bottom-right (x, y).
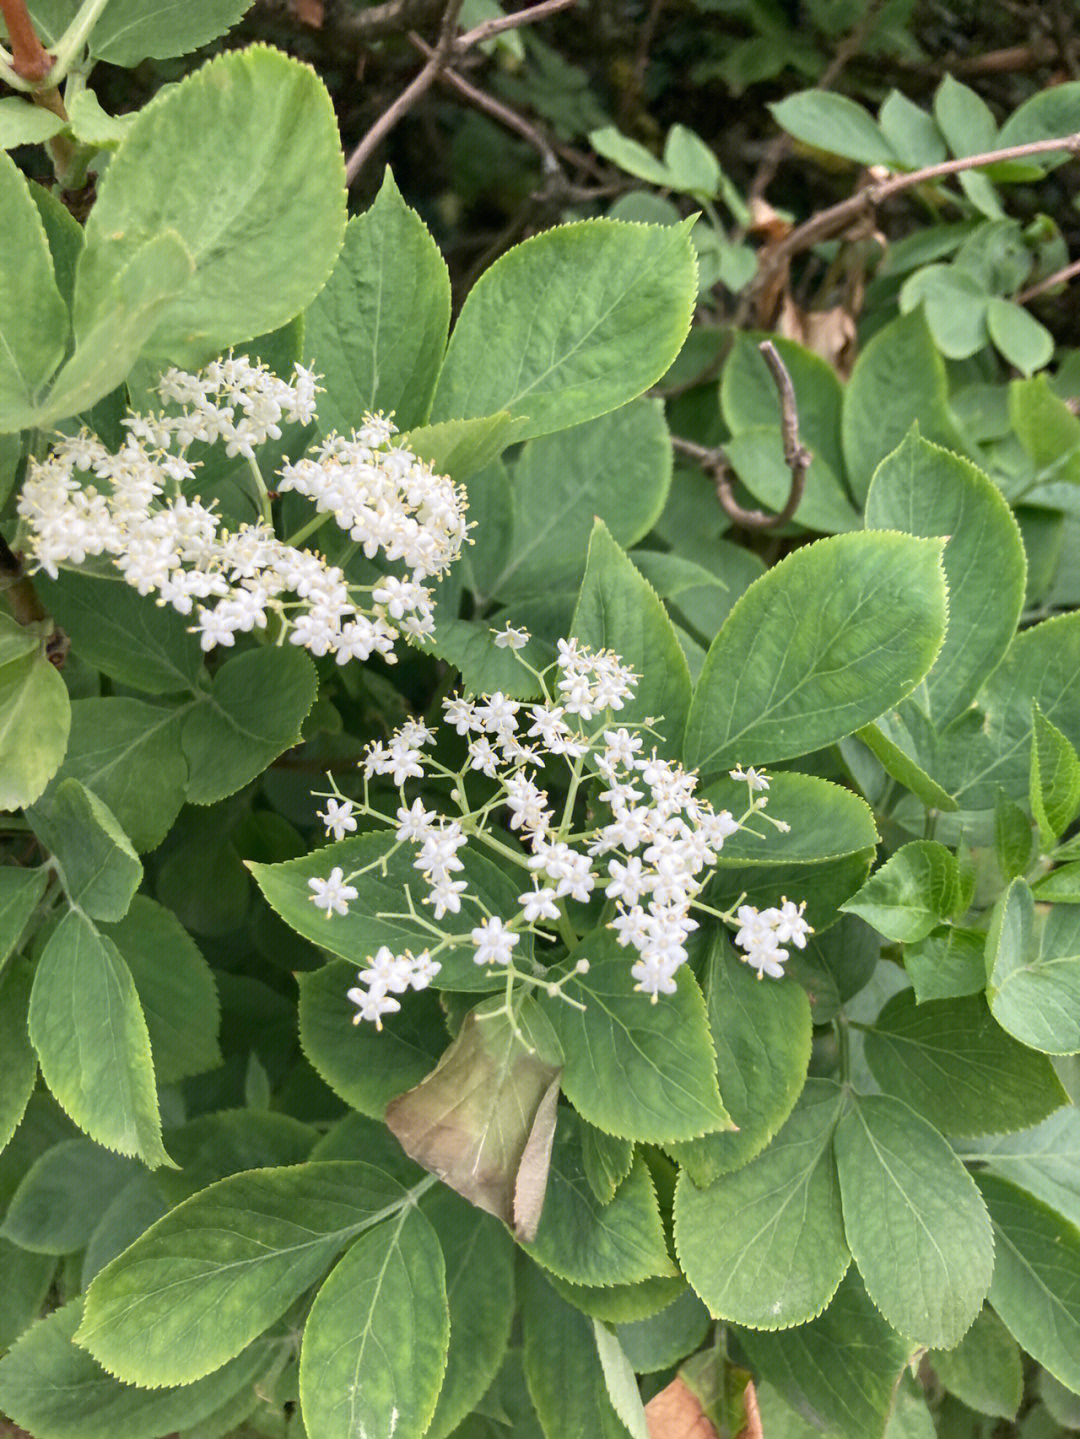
top-left (77, 1161), bottom-right (417, 1386)
top-left (738, 1270), bottom-right (914, 1439)
top-left (0, 152), bottom-right (66, 427)
top-left (306, 169), bottom-right (450, 435)
top-left (703, 772), bottom-right (878, 867)
top-left (87, 0), bottom-right (253, 65)
top-left (0, 960), bottom-right (35, 1151)
top-left (28, 911), bottom-right (169, 1168)
top-left (429, 218), bottom-right (697, 441)
top-left (253, 830), bottom-right (520, 992)
top-left (0, 649), bottom-right (72, 811)
top-left (522, 1265), bottom-right (635, 1439)
top-left (36, 572), bottom-right (203, 695)
top-left (0, 866), bottom-right (50, 971)
top-left (158, 1110), bottom-right (318, 1206)
top-left (51, 698), bottom-right (188, 853)
top-left (841, 311), bottom-right (966, 504)
top-left (721, 332), bottom-right (846, 483)
top-left (571, 520), bottom-right (692, 757)
top-left (0, 1301), bottom-right (270, 1439)
top-left (182, 646), bottom-right (317, 804)
top-left (492, 402), bottom-right (671, 600)
top-left (841, 841), bottom-right (960, 944)
top-left (674, 1081), bottom-right (849, 1329)
top-left (1010, 374), bottom-right (1080, 488)
top-left (75, 47), bottom-right (345, 368)
top-left (864, 991), bottom-right (1068, 1135)
top-left (524, 1110), bottom-right (674, 1287)
top-left (835, 1093), bottom-right (993, 1348)
top-left (299, 1205), bottom-right (449, 1439)
top-left (683, 532), bottom-right (947, 777)
top-left (101, 897), bottom-right (220, 1083)
top-left (725, 429), bottom-right (861, 534)
top-left (543, 929), bottom-right (727, 1144)
top-left (987, 880), bottom-right (1080, 1053)
top-left (668, 934), bottom-right (812, 1183)
top-left (960, 1108), bottom-right (1080, 1230)
top-left (297, 959), bottom-right (445, 1118)
top-left (386, 999), bottom-right (562, 1236)
top-left (425, 1188), bottom-right (516, 1439)
top-left (0, 1240), bottom-right (55, 1354)
top-left (770, 91), bottom-right (897, 165)
top-left (903, 926), bottom-right (987, 1003)
top-left (865, 428), bottom-right (1026, 727)
top-left (1, 1140), bottom-right (135, 1253)
top-left (27, 779), bottom-right (142, 922)
top-left (978, 1173), bottom-right (1080, 1393)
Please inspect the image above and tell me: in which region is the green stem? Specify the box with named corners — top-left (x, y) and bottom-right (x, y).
top-left (554, 903), bottom-right (579, 950)
top-left (46, 0), bottom-right (112, 85)
top-left (284, 508), bottom-right (331, 549)
top-left (0, 49), bottom-right (32, 89)
top-left (245, 454), bottom-right (273, 528)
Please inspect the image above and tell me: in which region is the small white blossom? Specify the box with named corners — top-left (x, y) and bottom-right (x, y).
top-left (493, 623), bottom-right (530, 650)
top-left (471, 916), bottom-right (520, 967)
top-left (309, 866), bottom-right (358, 917)
top-left (319, 797), bottom-right (358, 841)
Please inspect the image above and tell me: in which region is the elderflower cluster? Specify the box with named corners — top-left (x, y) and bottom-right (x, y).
top-left (304, 633), bottom-right (806, 1026)
top-left (734, 900), bottom-right (812, 979)
top-left (344, 945), bottom-right (443, 1027)
top-left (16, 355), bottom-right (468, 665)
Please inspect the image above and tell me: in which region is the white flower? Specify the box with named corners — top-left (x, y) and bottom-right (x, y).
top-left (731, 764), bottom-right (769, 792)
top-left (309, 866), bottom-right (358, 916)
top-left (318, 797), bottom-right (357, 841)
top-left (347, 986), bottom-right (400, 1028)
top-left (519, 885), bottom-right (561, 923)
top-left (471, 916), bottom-right (520, 967)
top-left (395, 798), bottom-right (436, 843)
top-left (493, 623), bottom-right (530, 650)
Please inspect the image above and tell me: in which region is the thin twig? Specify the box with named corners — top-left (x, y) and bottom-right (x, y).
top-left (1015, 254), bottom-right (1080, 304)
top-left (344, 0), bottom-right (575, 185)
top-left (670, 342), bottom-right (810, 531)
top-left (757, 131), bottom-right (1080, 283)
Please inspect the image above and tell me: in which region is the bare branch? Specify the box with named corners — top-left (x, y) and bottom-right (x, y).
top-left (1015, 254), bottom-right (1080, 304)
top-left (757, 132), bottom-right (1080, 283)
top-left (455, 0), bottom-right (575, 50)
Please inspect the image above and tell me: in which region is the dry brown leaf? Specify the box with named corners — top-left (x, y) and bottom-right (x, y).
top-left (644, 1376), bottom-right (720, 1439)
top-left (737, 1380), bottom-right (763, 1439)
top-left (289, 0), bottom-right (323, 25)
top-left (777, 294), bottom-right (857, 375)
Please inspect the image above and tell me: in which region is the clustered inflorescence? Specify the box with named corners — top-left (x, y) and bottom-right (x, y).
top-left (305, 631), bottom-right (811, 1028)
top-left (17, 355), bottom-right (469, 665)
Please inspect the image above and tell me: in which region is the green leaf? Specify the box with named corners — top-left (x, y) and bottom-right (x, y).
top-left (524, 1110), bottom-right (674, 1287)
top-left (0, 151), bottom-right (66, 428)
top-left (1, 1140), bottom-right (135, 1253)
top-left (36, 572), bottom-right (204, 695)
top-left (668, 934), bottom-right (812, 1184)
top-left (429, 218), bottom-right (697, 441)
top-left (854, 712), bottom-right (959, 811)
top-left (65, 89), bottom-right (137, 148)
top-left (0, 95), bottom-right (67, 147)
top-left (903, 926), bottom-right (987, 1003)
top-left (835, 1093), bottom-right (993, 1348)
top-left (82, 1172), bottom-right (171, 1284)
top-left (978, 1172), bottom-right (1080, 1393)
top-left (879, 91), bottom-right (947, 168)
top-left (988, 297), bottom-right (1054, 375)
top-left (964, 1107), bottom-right (1080, 1230)
top-left (684, 533), bottom-right (947, 777)
top-left (28, 911), bottom-right (170, 1168)
top-left (402, 412), bottom-right (528, 483)
top-left (674, 1080), bottom-right (848, 1330)
top-left (865, 428), bottom-right (1026, 728)
top-left (26, 231), bottom-right (195, 430)
top-left (705, 772), bottom-right (878, 867)
top-left (75, 47), bottom-right (345, 368)
top-left (934, 76), bottom-right (998, 156)
top-left (582, 1124), bottom-right (634, 1206)
top-left (0, 1240), bottom-right (55, 1353)
top-left (1010, 374), bottom-right (1080, 487)
top-left (0, 1301), bottom-right (270, 1439)
top-left (50, 698), bottom-right (188, 853)
top-left (0, 864), bottom-right (48, 971)
top-left (544, 928), bottom-right (727, 1144)
top-left (299, 1204), bottom-right (449, 1439)
top-left (589, 125), bottom-right (672, 186)
top-left (77, 1160), bottom-right (415, 1387)
top-left (0, 960), bottom-right (35, 1151)
top-left (87, 0), bottom-right (253, 65)
top-left (182, 646), bottom-right (317, 804)
top-left (297, 959), bottom-right (446, 1118)
top-left (306, 169), bottom-right (450, 435)
top-left (522, 1265), bottom-right (635, 1439)
top-left (995, 790), bottom-right (1034, 880)
top-left (663, 124), bottom-right (721, 196)
top-left (547, 1271), bottom-right (686, 1324)
top-left (841, 841), bottom-right (960, 943)
top-left (725, 429), bottom-right (861, 533)
top-left (492, 401), bottom-right (671, 600)
top-left (739, 1270), bottom-right (914, 1439)
top-left (1031, 703), bottom-right (1080, 847)
top-left (987, 879), bottom-right (1080, 1053)
top-left (841, 311), bottom-right (965, 504)
top-left (158, 1110), bottom-right (317, 1205)
top-left (900, 265), bottom-right (988, 359)
top-left (27, 779), bottom-right (142, 922)
top-left (930, 1306), bottom-right (1023, 1420)
top-left (721, 332), bottom-right (845, 482)
top-left (571, 520), bottom-right (691, 756)
top-left (101, 897), bottom-right (220, 1083)
top-left (864, 991), bottom-right (1068, 1135)
top-left (997, 82), bottom-right (1080, 153)
top-left (614, 1289), bottom-right (712, 1374)
top-left (769, 91), bottom-right (897, 165)
top-left (0, 649), bottom-right (72, 811)
top-left (425, 1188), bottom-right (516, 1439)
top-left (386, 998), bottom-right (562, 1237)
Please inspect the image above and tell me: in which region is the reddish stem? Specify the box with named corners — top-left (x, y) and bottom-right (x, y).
top-left (0, 0), bottom-right (53, 80)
